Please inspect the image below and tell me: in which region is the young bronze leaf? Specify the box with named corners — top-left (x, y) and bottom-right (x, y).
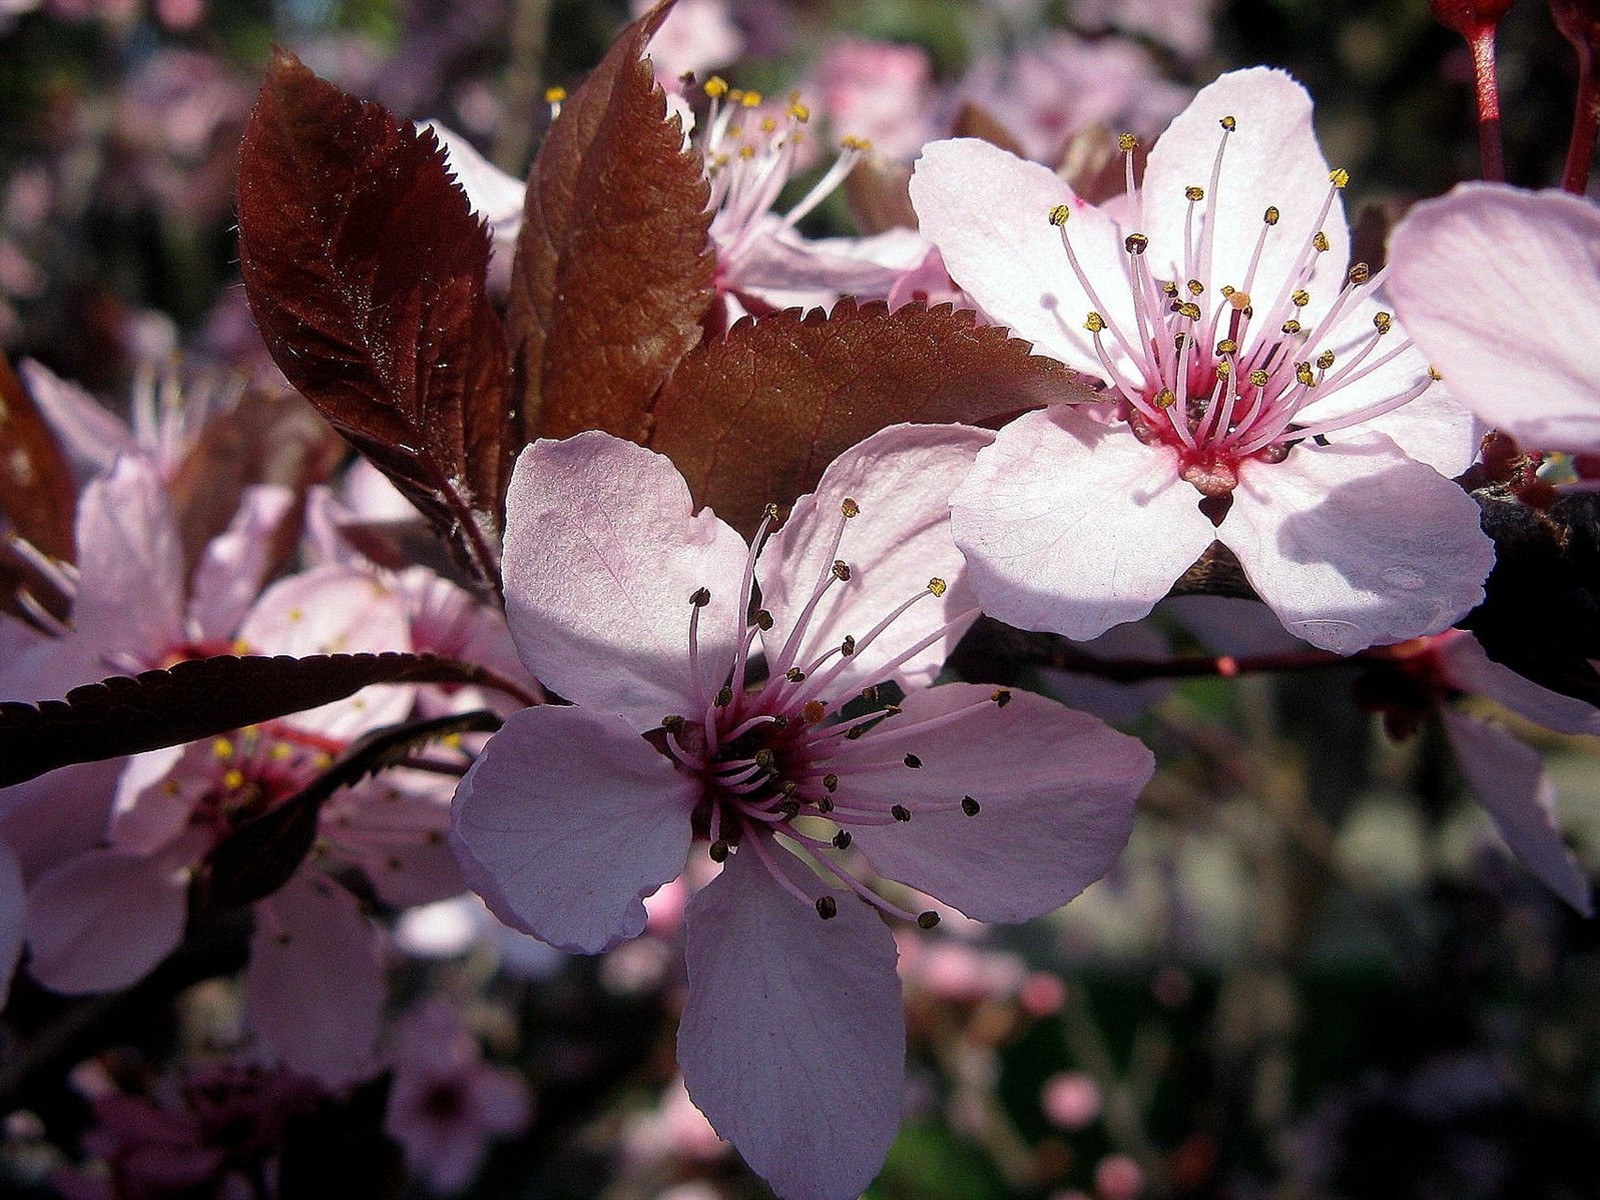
top-left (236, 51), bottom-right (509, 590)
top-left (648, 299), bottom-right (1095, 536)
top-left (0, 653), bottom-right (533, 787)
top-left (507, 0), bottom-right (715, 443)
top-left (0, 355), bottom-right (76, 563)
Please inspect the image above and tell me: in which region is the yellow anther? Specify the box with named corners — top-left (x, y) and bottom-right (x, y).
top-left (1173, 300), bottom-right (1202, 320)
top-left (840, 497), bottom-right (860, 518)
top-left (1084, 312), bottom-right (1106, 333)
top-left (1220, 284), bottom-right (1236, 297)
top-left (1428, 365), bottom-right (1443, 381)
top-left (1291, 289), bottom-right (1310, 307)
top-left (230, 638), bottom-right (249, 655)
top-left (286, 607), bottom-right (303, 622)
top-left (1185, 185), bottom-right (1205, 202)
top-left (1187, 279), bottom-right (1204, 296)
top-left (788, 100), bottom-right (810, 122)
top-left (1249, 368), bottom-right (1269, 387)
top-left (312, 752), bottom-right (333, 770)
top-left (704, 76), bottom-right (729, 98)
top-left (738, 145), bottom-right (755, 159)
top-left (1124, 232), bottom-right (1149, 255)
top-left (1154, 388), bottom-right (1177, 409)
top-left (1312, 230), bottom-right (1330, 253)
top-left (760, 116), bottom-right (777, 133)
top-left (1329, 167), bottom-right (1350, 188)
top-left (1295, 362), bottom-right (1315, 386)
top-left (544, 86), bottom-right (567, 104)
top-left (1048, 203), bottom-right (1072, 226)
top-left (1373, 311), bottom-right (1393, 334)
top-left (212, 737), bottom-right (234, 760)
top-left (1281, 318), bottom-right (1302, 334)
top-left (1215, 361), bottom-right (1231, 380)
top-left (442, 732), bottom-right (464, 749)
top-left (270, 743), bottom-right (292, 761)
top-left (1118, 132), bottom-right (1137, 152)
top-left (1348, 262), bottom-right (1371, 285)
top-left (840, 134), bottom-right (872, 152)
top-left (1161, 280), bottom-right (1179, 297)
top-left (1263, 206), bottom-right (1280, 225)
top-left (927, 577), bottom-right (947, 597)
top-left (1220, 115), bottom-right (1238, 131)
top-left (1317, 350), bottom-right (1335, 370)
top-left (740, 90), bottom-right (762, 108)
top-left (223, 769), bottom-right (245, 791)
top-left (1216, 338), bottom-right (1238, 355)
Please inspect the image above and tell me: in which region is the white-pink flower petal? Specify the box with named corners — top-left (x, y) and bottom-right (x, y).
top-left (758, 424), bottom-right (990, 695)
top-left (1223, 436), bottom-right (1492, 652)
top-left (1388, 183), bottom-right (1600, 453)
top-left (1441, 709), bottom-right (1593, 915)
top-left (451, 705), bottom-right (699, 953)
top-left (501, 433), bottom-right (750, 727)
top-left (950, 407), bottom-right (1218, 641)
top-left (839, 683), bottom-right (1151, 921)
top-left (678, 845), bottom-right (903, 1200)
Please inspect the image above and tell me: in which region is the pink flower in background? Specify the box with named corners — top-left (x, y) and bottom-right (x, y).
top-left (385, 999), bottom-right (532, 1193)
top-left (1387, 183), bottom-right (1600, 455)
top-left (807, 38), bottom-right (939, 161)
top-left (633, 0), bottom-right (744, 82)
top-left (912, 68), bottom-right (1494, 653)
top-left (452, 426), bottom-right (1153, 1200)
top-left (959, 32), bottom-right (1192, 166)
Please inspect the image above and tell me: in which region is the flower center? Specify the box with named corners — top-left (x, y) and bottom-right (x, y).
top-left (1048, 121), bottom-right (1439, 496)
top-left (656, 497), bottom-right (984, 926)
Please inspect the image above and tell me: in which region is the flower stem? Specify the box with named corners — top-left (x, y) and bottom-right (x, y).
top-left (1468, 26), bottom-right (1506, 182)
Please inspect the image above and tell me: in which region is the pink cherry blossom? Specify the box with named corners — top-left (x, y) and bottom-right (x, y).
top-left (452, 426), bottom-right (1153, 1200)
top-left (436, 80), bottom-right (930, 324)
top-left (911, 67), bottom-right (1494, 654)
top-left (958, 32), bottom-right (1192, 166)
top-left (806, 38), bottom-right (939, 161)
top-left (384, 998), bottom-right (533, 1193)
top-left (1387, 182), bottom-right (1600, 455)
top-left (632, 0), bottom-right (744, 82)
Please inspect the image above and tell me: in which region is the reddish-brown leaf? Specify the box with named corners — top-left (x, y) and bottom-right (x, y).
top-left (0, 652), bottom-right (535, 787)
top-left (507, 0), bottom-right (715, 443)
top-left (236, 51), bottom-right (510, 591)
top-left (0, 355), bottom-right (76, 563)
top-left (648, 299), bottom-right (1095, 536)
top-left (165, 386), bottom-right (345, 574)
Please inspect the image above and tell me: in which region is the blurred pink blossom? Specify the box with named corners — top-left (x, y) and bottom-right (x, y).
top-left (1041, 1071), bottom-right (1102, 1129)
top-left (385, 999), bottom-right (532, 1193)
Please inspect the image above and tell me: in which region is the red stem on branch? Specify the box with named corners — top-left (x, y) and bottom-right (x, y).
top-left (1430, 0), bottom-right (1513, 181)
top-left (1553, 0), bottom-right (1600, 192)
top-left (1467, 26), bottom-right (1506, 181)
